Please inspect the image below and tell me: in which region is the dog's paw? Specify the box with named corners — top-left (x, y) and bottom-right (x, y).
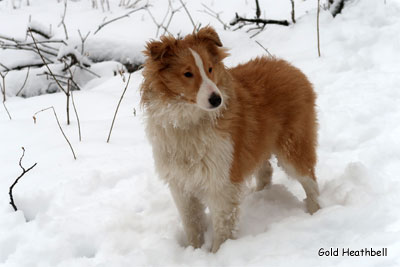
top-left (305, 197), bottom-right (320, 215)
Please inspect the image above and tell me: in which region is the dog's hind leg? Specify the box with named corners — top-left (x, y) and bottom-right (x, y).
top-left (277, 131), bottom-right (320, 214)
top-left (169, 183), bottom-right (207, 249)
top-left (255, 160), bottom-right (273, 191)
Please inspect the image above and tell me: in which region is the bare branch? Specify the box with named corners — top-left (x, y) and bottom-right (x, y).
top-left (29, 27), bottom-right (51, 39)
top-left (94, 5), bottom-right (149, 35)
top-left (230, 13), bottom-right (290, 27)
top-left (255, 0), bottom-right (261, 19)
top-left (178, 0), bottom-right (196, 31)
top-left (70, 90), bottom-right (82, 142)
top-left (2, 102), bottom-right (12, 120)
top-left (0, 62), bottom-right (10, 71)
top-left (9, 147), bottom-right (37, 212)
top-left (200, 4), bottom-right (230, 30)
top-left (317, 0), bottom-right (321, 57)
top-left (77, 29), bottom-right (90, 54)
top-left (58, 0), bottom-right (69, 40)
top-left (255, 40), bottom-right (273, 57)
top-left (0, 71), bottom-right (11, 119)
top-left (0, 71), bottom-right (7, 102)
top-left (16, 67), bottom-right (31, 96)
top-left (107, 73), bottom-right (131, 143)
top-left (28, 29), bottom-right (67, 94)
top-left (66, 79), bottom-right (71, 125)
top-left (3, 62), bottom-right (45, 72)
top-left (33, 106), bottom-right (77, 160)
top-left (290, 0), bottom-right (296, 23)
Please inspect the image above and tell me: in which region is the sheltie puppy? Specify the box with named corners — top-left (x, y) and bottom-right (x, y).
top-left (140, 26), bottom-right (320, 252)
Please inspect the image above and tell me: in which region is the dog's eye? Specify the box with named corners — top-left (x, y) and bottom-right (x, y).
top-left (184, 72), bottom-right (193, 78)
top-left (209, 67), bottom-right (212, 73)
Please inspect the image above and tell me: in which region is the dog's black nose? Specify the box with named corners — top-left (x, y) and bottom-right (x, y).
top-left (208, 93), bottom-right (222, 108)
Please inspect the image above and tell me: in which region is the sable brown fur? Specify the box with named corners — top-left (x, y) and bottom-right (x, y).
top-left (141, 26), bottom-right (320, 252)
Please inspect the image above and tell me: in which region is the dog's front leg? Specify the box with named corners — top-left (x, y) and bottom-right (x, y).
top-left (208, 185), bottom-right (242, 253)
top-left (169, 182), bottom-right (207, 249)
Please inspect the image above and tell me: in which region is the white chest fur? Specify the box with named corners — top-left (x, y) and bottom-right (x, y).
top-left (145, 118), bottom-right (234, 196)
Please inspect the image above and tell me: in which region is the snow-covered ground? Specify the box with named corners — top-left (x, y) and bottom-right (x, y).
top-left (1, 0), bottom-right (400, 266)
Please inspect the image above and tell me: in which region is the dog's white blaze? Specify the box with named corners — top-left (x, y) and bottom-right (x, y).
top-left (189, 49), bottom-right (223, 110)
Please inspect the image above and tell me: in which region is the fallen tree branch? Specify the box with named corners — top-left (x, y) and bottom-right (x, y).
top-left (2, 62), bottom-right (46, 72)
top-left (33, 106), bottom-right (77, 160)
top-left (29, 27), bottom-right (52, 40)
top-left (230, 13), bottom-right (290, 27)
top-left (107, 73), bottom-right (131, 143)
top-left (9, 147), bottom-right (37, 212)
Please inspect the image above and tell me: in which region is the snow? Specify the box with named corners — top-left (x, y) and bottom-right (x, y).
top-left (1, 0), bottom-right (400, 266)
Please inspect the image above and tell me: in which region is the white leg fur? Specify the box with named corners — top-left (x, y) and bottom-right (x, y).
top-left (207, 184), bottom-right (242, 253)
top-left (169, 182), bottom-right (207, 248)
top-left (279, 162), bottom-right (320, 214)
top-left (255, 161), bottom-right (273, 191)
top-left (296, 175), bottom-right (320, 214)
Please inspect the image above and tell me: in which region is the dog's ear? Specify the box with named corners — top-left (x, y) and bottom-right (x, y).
top-left (144, 36), bottom-right (176, 61)
top-left (196, 26), bottom-right (222, 47)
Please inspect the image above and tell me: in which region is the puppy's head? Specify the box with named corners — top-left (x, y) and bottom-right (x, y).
top-left (142, 26), bottom-right (228, 111)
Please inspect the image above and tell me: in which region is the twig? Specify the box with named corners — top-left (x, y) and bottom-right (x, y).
top-left (2, 102), bottom-right (12, 120)
top-left (38, 72), bottom-right (80, 91)
top-left (255, 0), bottom-right (261, 19)
top-left (0, 43), bottom-right (57, 58)
top-left (290, 0), bottom-right (296, 23)
top-left (0, 36), bottom-right (66, 45)
top-left (255, 40), bottom-right (273, 57)
top-left (28, 29), bottom-right (67, 94)
top-left (0, 62), bottom-right (10, 71)
top-left (200, 4), bottom-right (230, 30)
top-left (0, 71), bottom-right (12, 120)
top-left (70, 90), bottom-right (82, 142)
top-left (58, 0), bottom-right (69, 40)
top-left (317, 0), bottom-right (321, 57)
top-left (16, 67), bottom-right (31, 96)
top-left (29, 27), bottom-right (51, 39)
top-left (249, 25), bottom-right (266, 38)
top-left (94, 5), bottom-right (148, 35)
top-left (178, 0), bottom-right (196, 31)
top-left (66, 79), bottom-right (70, 125)
top-left (0, 71), bottom-right (7, 102)
top-left (33, 106), bottom-right (77, 160)
top-left (9, 147), bottom-right (37, 212)
top-left (78, 30), bottom-right (90, 55)
top-left (107, 73), bottom-right (131, 143)
top-left (1, 62), bottom-right (45, 72)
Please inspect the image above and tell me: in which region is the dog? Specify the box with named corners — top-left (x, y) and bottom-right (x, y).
top-left (140, 26), bottom-right (320, 252)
